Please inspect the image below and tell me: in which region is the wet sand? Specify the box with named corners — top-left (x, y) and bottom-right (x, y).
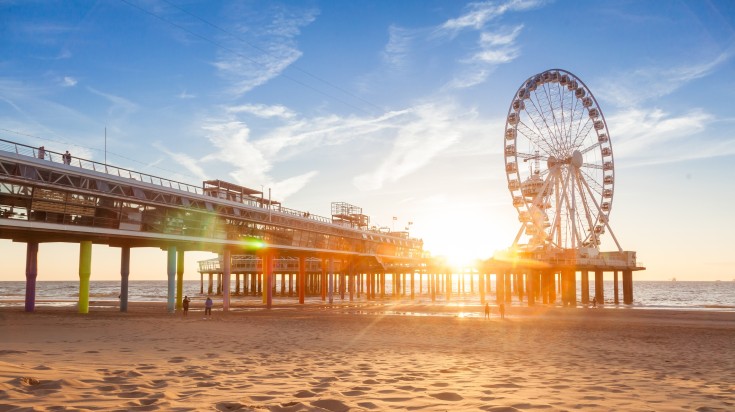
top-left (1, 301), bottom-right (733, 411)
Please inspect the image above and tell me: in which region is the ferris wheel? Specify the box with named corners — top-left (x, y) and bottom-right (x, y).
top-left (503, 69), bottom-right (621, 251)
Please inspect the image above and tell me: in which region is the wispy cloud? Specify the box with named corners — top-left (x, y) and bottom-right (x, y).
top-left (606, 107), bottom-right (731, 166)
top-left (353, 101), bottom-right (476, 190)
top-left (61, 76), bottom-right (77, 87)
top-left (377, 0), bottom-right (542, 91)
top-left (86, 87), bottom-right (138, 118)
top-left (153, 141), bottom-right (208, 181)
top-left (213, 5), bottom-right (318, 97)
top-left (382, 25), bottom-right (423, 71)
top-left (226, 103), bottom-right (295, 119)
top-left (439, 0), bottom-right (542, 34)
top-left (598, 52), bottom-right (732, 107)
top-left (177, 90), bottom-right (195, 99)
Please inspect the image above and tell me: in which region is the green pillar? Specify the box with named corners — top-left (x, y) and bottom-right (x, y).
top-left (167, 246), bottom-right (176, 313)
top-left (78, 241), bottom-right (92, 314)
top-left (176, 250), bottom-right (185, 310)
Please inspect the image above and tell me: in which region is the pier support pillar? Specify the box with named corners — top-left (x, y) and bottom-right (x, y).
top-left (614, 271), bottom-right (620, 305)
top-left (166, 246), bottom-right (176, 313)
top-left (200, 273), bottom-right (204, 294)
top-left (504, 273), bottom-right (512, 303)
top-left (328, 258), bottom-right (334, 304)
top-left (222, 249), bottom-right (231, 311)
top-left (581, 270), bottom-right (589, 305)
top-left (496, 272), bottom-right (505, 303)
top-left (120, 246), bottom-right (130, 312)
top-left (298, 255), bottom-right (306, 304)
top-left (622, 270), bottom-right (633, 304)
top-left (479, 274), bottom-right (485, 304)
top-left (208, 273), bottom-right (213, 294)
top-left (78, 241), bottom-right (92, 314)
top-left (265, 253), bottom-right (273, 309)
top-left (24, 241), bottom-right (39, 312)
top-left (176, 250), bottom-right (184, 311)
top-left (321, 258), bottom-right (327, 301)
top-left (526, 272), bottom-right (535, 306)
top-left (594, 270), bottom-right (604, 305)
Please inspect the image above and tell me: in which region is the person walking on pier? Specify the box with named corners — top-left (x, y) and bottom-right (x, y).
top-left (63, 150), bottom-right (72, 165)
top-left (183, 295), bottom-right (190, 316)
top-left (204, 296), bottom-right (213, 319)
top-left (484, 303), bottom-right (490, 319)
top-left (37, 146), bottom-right (45, 159)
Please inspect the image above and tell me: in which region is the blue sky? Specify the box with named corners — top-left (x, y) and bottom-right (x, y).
top-left (1, 0), bottom-right (734, 281)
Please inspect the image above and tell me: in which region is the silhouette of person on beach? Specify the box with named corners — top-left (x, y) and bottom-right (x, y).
top-left (499, 303), bottom-right (505, 319)
top-left (592, 297), bottom-right (597, 308)
top-left (484, 303), bottom-right (490, 319)
top-left (204, 296), bottom-right (213, 318)
top-left (183, 295), bottom-right (190, 316)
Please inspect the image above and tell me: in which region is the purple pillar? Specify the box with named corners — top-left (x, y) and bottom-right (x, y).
top-left (25, 241), bottom-right (39, 312)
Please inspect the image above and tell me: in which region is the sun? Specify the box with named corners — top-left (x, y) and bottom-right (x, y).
top-left (417, 220), bottom-right (508, 270)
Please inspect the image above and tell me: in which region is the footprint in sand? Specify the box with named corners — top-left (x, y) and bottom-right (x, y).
top-left (168, 356), bottom-right (188, 363)
top-left (294, 390), bottom-right (316, 398)
top-left (0, 350), bottom-right (27, 356)
top-left (214, 401), bottom-right (247, 411)
top-left (310, 399), bottom-right (349, 412)
top-left (429, 392), bottom-right (463, 401)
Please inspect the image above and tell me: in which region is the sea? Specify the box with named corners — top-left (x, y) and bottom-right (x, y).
top-left (0, 280), bottom-right (734, 311)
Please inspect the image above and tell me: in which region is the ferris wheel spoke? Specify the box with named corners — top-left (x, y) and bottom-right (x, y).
top-left (517, 121), bottom-right (554, 155)
top-left (525, 95), bottom-right (563, 155)
top-left (571, 117), bottom-right (595, 150)
top-left (541, 84), bottom-right (565, 147)
top-left (579, 168), bottom-right (604, 195)
top-left (574, 171), bottom-right (597, 244)
top-left (581, 162), bottom-right (603, 170)
top-left (578, 172), bottom-right (623, 252)
top-left (580, 141), bottom-right (601, 155)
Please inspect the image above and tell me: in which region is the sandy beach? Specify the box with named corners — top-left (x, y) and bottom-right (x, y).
top-left (1, 302), bottom-right (733, 411)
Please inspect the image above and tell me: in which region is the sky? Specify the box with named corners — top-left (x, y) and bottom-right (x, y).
top-left (1, 0), bottom-right (734, 282)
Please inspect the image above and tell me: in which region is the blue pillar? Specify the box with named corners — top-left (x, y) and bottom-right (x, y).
top-left (167, 246), bottom-right (176, 313)
top-left (25, 241), bottom-right (39, 312)
top-left (120, 246), bottom-right (130, 312)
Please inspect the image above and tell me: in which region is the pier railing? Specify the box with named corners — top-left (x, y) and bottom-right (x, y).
top-left (0, 138), bottom-right (203, 195)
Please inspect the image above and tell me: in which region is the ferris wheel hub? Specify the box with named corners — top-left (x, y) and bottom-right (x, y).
top-left (571, 150), bottom-right (583, 168)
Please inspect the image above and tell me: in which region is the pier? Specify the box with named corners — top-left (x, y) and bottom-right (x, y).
top-left (1, 137), bottom-right (643, 312)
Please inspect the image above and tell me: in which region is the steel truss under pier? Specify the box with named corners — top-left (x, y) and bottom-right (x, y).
top-left (0, 138), bottom-right (425, 312)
